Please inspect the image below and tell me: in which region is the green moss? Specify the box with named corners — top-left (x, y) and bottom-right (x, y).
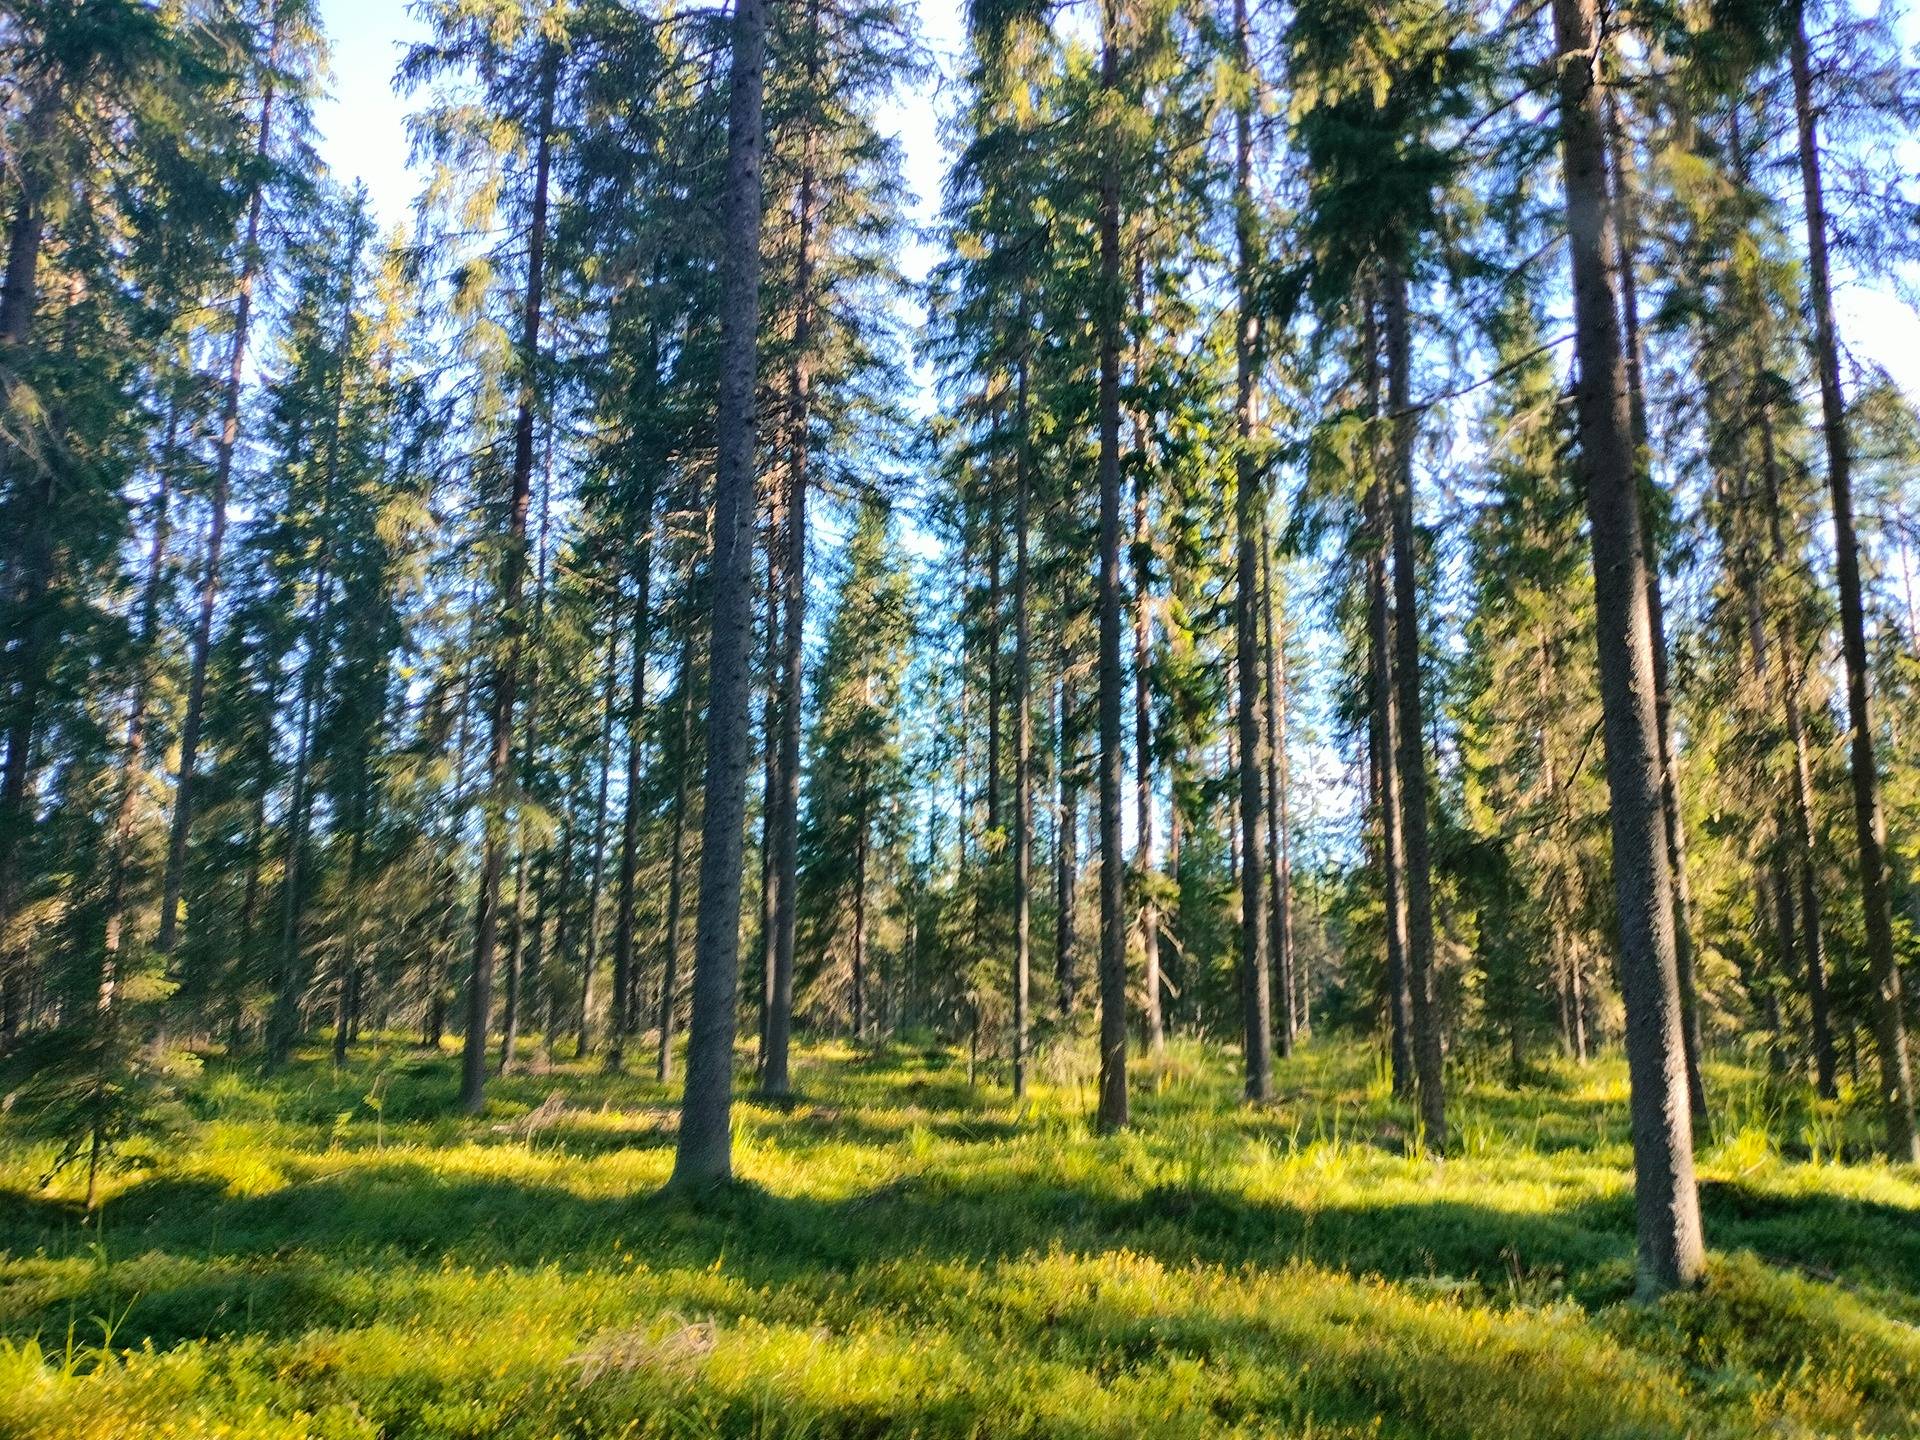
top-left (2, 1039), bottom-right (1916, 1437)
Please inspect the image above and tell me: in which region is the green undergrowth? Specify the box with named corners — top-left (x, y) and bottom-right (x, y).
top-left (2, 1037), bottom-right (1917, 1438)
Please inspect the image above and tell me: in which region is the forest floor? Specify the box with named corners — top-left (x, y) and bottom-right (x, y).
top-left (3, 1036), bottom-right (1919, 1439)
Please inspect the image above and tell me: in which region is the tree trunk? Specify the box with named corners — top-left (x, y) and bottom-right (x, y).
top-left (267, 206), bottom-right (363, 1068)
top-left (99, 409), bottom-right (180, 1005)
top-left (1607, 98), bottom-right (1708, 1129)
top-left (1551, 0), bottom-right (1705, 1294)
top-left (1789, 0), bottom-right (1916, 1159)
top-left (1261, 512), bottom-right (1295, 1055)
top-left (461, 49), bottom-right (558, 1113)
top-left (1093, 0), bottom-right (1130, 1131)
top-left (761, 1), bottom-right (817, 1097)
top-left (1231, 0), bottom-right (1273, 1103)
top-left (673, 0), bottom-right (769, 1188)
top-left (1383, 264), bottom-right (1446, 1151)
top-left (157, 53), bottom-right (278, 958)
top-left (657, 618), bottom-right (697, 1084)
top-left (1012, 345), bottom-right (1033, 1096)
top-left (1054, 673), bottom-right (1079, 1019)
top-left (578, 626), bottom-right (619, 1055)
top-left (1364, 294), bottom-right (1414, 1099)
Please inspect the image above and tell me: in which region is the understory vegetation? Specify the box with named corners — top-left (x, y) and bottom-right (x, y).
top-left (4, 1038), bottom-right (1918, 1439)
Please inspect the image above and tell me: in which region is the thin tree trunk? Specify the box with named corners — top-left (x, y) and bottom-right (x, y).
top-left (1094, 0), bottom-right (1130, 1131)
top-left (1231, 0), bottom-right (1273, 1102)
top-left (1012, 344), bottom-right (1033, 1096)
top-left (578, 625), bottom-right (618, 1055)
top-left (99, 409), bottom-right (180, 1004)
top-left (1383, 263), bottom-right (1446, 1151)
top-left (673, 0), bottom-right (769, 1188)
top-left (1261, 512), bottom-right (1295, 1055)
top-left (1551, 0), bottom-right (1705, 1294)
top-left (852, 807), bottom-right (869, 1041)
top-left (157, 51), bottom-right (278, 958)
top-left (1365, 294), bottom-right (1414, 1099)
top-left (461, 48), bottom-right (558, 1113)
top-left (761, 1), bottom-right (817, 1098)
top-left (1789, 0), bottom-right (1917, 1160)
top-left (1055, 673), bottom-right (1079, 1019)
top-left (657, 618), bottom-right (697, 1084)
top-left (267, 207), bottom-right (362, 1068)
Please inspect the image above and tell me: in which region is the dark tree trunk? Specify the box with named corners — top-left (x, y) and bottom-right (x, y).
top-left (1054, 673), bottom-right (1079, 1020)
top-left (1551, 0), bottom-right (1705, 1294)
top-left (1093, 0), bottom-right (1130, 1132)
top-left (1012, 346), bottom-right (1033, 1096)
top-left (673, 0), bottom-right (769, 1188)
top-left (1383, 265), bottom-right (1446, 1151)
top-left (1789, 0), bottom-right (1916, 1160)
top-left (1364, 294), bottom-right (1414, 1099)
top-left (158, 54), bottom-right (278, 958)
top-left (658, 617), bottom-right (698, 1084)
top-left (1231, 0), bottom-right (1272, 1103)
top-left (1260, 519), bottom-right (1296, 1054)
top-left (761, 2), bottom-right (817, 1097)
top-left (578, 626), bottom-right (619, 1055)
top-left (461, 49), bottom-right (558, 1113)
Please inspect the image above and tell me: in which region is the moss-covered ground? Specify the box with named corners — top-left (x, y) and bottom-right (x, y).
top-left (3, 1038), bottom-right (1918, 1438)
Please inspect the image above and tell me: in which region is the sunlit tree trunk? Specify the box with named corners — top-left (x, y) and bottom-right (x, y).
top-left (673, 0), bottom-right (769, 1188)
top-left (1789, 0), bottom-right (1916, 1160)
top-left (1551, 0), bottom-right (1704, 1294)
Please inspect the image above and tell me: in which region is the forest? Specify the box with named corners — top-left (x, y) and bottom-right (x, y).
top-left (3, 0), bottom-right (1920, 1434)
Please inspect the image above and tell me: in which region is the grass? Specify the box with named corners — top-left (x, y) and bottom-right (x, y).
top-left (3, 1036), bottom-right (1918, 1438)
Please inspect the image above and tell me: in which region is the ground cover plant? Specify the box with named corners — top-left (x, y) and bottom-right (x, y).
top-left (4, 1037), bottom-right (1918, 1440)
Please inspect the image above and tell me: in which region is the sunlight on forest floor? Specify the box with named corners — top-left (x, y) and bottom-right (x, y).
top-left (3, 1038), bottom-right (1919, 1438)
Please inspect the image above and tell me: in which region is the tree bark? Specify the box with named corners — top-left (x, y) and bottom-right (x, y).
top-left (461, 47), bottom-right (558, 1114)
top-left (1093, 0), bottom-right (1130, 1131)
top-left (1012, 345), bottom-right (1033, 1096)
top-left (578, 625), bottom-right (619, 1055)
top-left (1607, 101), bottom-right (1708, 1128)
top-left (1231, 0), bottom-right (1273, 1102)
top-left (1789, 0), bottom-right (1916, 1160)
top-left (1260, 513), bottom-right (1295, 1055)
top-left (658, 616), bottom-right (697, 1083)
top-left (761, 1), bottom-right (817, 1097)
top-left (1383, 263), bottom-right (1446, 1151)
top-left (1551, 0), bottom-right (1705, 1293)
top-left (673, 0), bottom-right (769, 1188)
top-left (157, 50), bottom-right (277, 958)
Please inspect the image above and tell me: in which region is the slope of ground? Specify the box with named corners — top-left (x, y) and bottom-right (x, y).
top-left (3, 1039), bottom-right (1918, 1438)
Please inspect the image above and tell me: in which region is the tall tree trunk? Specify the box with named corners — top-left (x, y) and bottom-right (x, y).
top-left (1093, 0), bottom-right (1130, 1131)
top-left (1607, 101), bottom-right (1708, 1127)
top-left (266, 207), bottom-right (362, 1068)
top-left (461, 48), bottom-right (558, 1114)
top-left (1383, 264), bottom-right (1446, 1151)
top-left (1012, 346), bottom-right (1033, 1096)
top-left (99, 409), bottom-right (180, 1003)
top-left (157, 51), bottom-right (278, 957)
top-left (852, 804), bottom-right (869, 1041)
top-left (673, 0), bottom-right (769, 1188)
top-left (1551, 0), bottom-right (1705, 1294)
top-left (757, 504), bottom-right (780, 1068)
top-left (0, 75), bottom-right (67, 957)
top-left (1231, 0), bottom-right (1273, 1102)
top-left (1260, 512), bottom-right (1295, 1055)
top-left (657, 618), bottom-right (697, 1083)
top-left (1789, 0), bottom-right (1917, 1160)
top-left (1133, 395), bottom-right (1162, 1057)
top-left (578, 625), bottom-right (618, 1056)
top-left (1364, 295), bottom-right (1414, 1098)
top-left (761, 2), bottom-right (817, 1097)
top-left (1744, 346), bottom-right (1838, 1096)
top-left (608, 569), bottom-right (651, 1068)
top-left (1054, 672), bottom-right (1079, 1019)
